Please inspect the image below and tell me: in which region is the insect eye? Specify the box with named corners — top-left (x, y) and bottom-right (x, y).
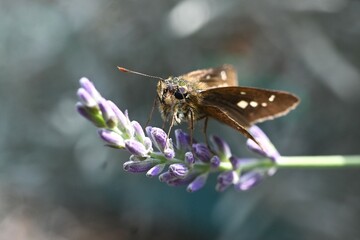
top-left (174, 90), bottom-right (187, 100)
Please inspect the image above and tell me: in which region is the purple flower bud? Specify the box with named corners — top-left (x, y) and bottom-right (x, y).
top-left (216, 171), bottom-right (239, 192)
top-left (184, 152), bottom-right (195, 165)
top-left (76, 103), bottom-right (105, 127)
top-left (210, 155), bottom-right (220, 168)
top-left (193, 143), bottom-right (212, 162)
top-left (76, 102), bottom-right (92, 121)
top-left (132, 121), bottom-right (146, 142)
top-left (123, 158), bottom-right (161, 173)
top-left (247, 125), bottom-right (280, 162)
top-left (145, 126), bottom-right (153, 140)
top-left (143, 137), bottom-right (153, 152)
top-left (187, 173), bottom-right (208, 192)
top-left (169, 163), bottom-right (189, 178)
top-left (234, 171), bottom-right (263, 191)
top-left (159, 171), bottom-right (177, 182)
top-left (164, 148), bottom-right (175, 159)
top-left (150, 127), bottom-right (168, 152)
top-left (210, 136), bottom-right (231, 159)
top-left (146, 164), bottom-right (166, 177)
top-left (167, 173), bottom-right (197, 186)
top-left (164, 139), bottom-right (175, 159)
top-left (98, 129), bottom-right (124, 148)
top-left (99, 99), bottom-right (118, 128)
top-left (129, 155), bottom-right (145, 162)
top-left (124, 109), bottom-right (130, 119)
top-left (77, 88), bottom-right (97, 107)
top-left (125, 139), bottom-right (149, 157)
top-left (229, 156), bottom-right (241, 170)
top-left (107, 101), bottom-right (134, 135)
top-left (175, 129), bottom-right (191, 151)
top-left (79, 77), bottom-right (102, 102)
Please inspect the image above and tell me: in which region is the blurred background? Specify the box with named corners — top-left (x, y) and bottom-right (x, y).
top-left (1, 0), bottom-right (360, 239)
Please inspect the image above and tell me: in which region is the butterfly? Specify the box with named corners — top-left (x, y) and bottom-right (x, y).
top-left (118, 64), bottom-right (300, 146)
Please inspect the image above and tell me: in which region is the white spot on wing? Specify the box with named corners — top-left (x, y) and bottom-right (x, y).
top-left (269, 95), bottom-right (276, 102)
top-left (240, 91), bottom-right (246, 95)
top-left (220, 71), bottom-right (227, 81)
top-left (206, 75), bottom-right (211, 80)
top-left (237, 100), bottom-right (248, 109)
top-left (261, 102), bottom-right (267, 107)
top-left (250, 101), bottom-right (258, 107)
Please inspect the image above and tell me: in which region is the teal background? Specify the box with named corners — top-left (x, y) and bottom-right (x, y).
top-left (0, 0), bottom-right (359, 239)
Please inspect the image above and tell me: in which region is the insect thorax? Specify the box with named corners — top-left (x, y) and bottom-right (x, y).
top-left (157, 77), bottom-right (202, 124)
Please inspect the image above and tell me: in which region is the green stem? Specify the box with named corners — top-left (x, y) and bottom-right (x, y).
top-left (276, 155), bottom-right (360, 168)
top-left (218, 155), bottom-right (360, 171)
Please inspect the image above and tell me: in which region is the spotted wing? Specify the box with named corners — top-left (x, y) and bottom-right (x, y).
top-left (181, 65), bottom-right (238, 90)
top-left (199, 86), bottom-right (300, 128)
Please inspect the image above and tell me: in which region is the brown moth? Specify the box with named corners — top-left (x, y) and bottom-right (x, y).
top-left (118, 65), bottom-right (300, 146)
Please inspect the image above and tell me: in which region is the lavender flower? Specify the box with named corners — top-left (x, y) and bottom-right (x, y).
top-left (167, 173), bottom-right (197, 187)
top-left (210, 155), bottom-right (220, 168)
top-left (76, 77), bottom-right (286, 193)
top-left (79, 77), bottom-right (103, 102)
top-left (99, 99), bottom-right (118, 129)
top-left (187, 173), bottom-right (208, 192)
top-left (108, 101), bottom-right (133, 136)
top-left (146, 164), bottom-right (166, 177)
top-left (210, 135), bottom-right (231, 160)
top-left (149, 127), bottom-right (167, 151)
top-left (123, 158), bottom-right (161, 173)
top-left (147, 127), bottom-right (175, 159)
top-left (216, 171), bottom-right (239, 192)
top-left (132, 121), bottom-right (146, 143)
top-left (77, 88), bottom-right (97, 108)
top-left (193, 143), bottom-right (213, 163)
top-left (76, 103), bottom-right (105, 127)
top-left (169, 163), bottom-right (189, 178)
top-left (175, 129), bottom-right (191, 152)
top-left (184, 152), bottom-right (195, 165)
top-left (247, 125), bottom-right (280, 162)
top-left (125, 139), bottom-right (150, 157)
top-left (98, 129), bottom-right (124, 148)
top-left (163, 141), bottom-right (175, 159)
top-left (234, 171), bottom-right (263, 191)
top-left (159, 172), bottom-right (177, 183)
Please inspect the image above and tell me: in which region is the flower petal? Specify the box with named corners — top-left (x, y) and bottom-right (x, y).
top-left (151, 127), bottom-right (168, 152)
top-left (169, 163), bottom-right (189, 178)
top-left (98, 129), bottom-right (124, 148)
top-left (234, 171), bottom-right (263, 191)
top-left (187, 173), bottom-right (208, 192)
top-left (146, 164), bottom-right (166, 177)
top-left (247, 125), bottom-right (280, 161)
top-left (125, 139), bottom-right (149, 157)
top-left (123, 159), bottom-right (161, 173)
top-left (210, 135), bottom-right (231, 159)
top-left (79, 77), bottom-right (102, 102)
top-left (193, 143), bottom-right (212, 162)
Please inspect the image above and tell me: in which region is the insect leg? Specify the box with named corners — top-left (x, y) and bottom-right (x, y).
top-left (167, 114), bottom-right (175, 137)
top-left (188, 110), bottom-right (194, 148)
top-left (146, 97), bottom-right (158, 126)
top-left (203, 117), bottom-right (210, 148)
top-left (203, 117), bottom-right (216, 154)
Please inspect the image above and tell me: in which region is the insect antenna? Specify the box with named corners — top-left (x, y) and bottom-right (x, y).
top-left (117, 66), bottom-right (164, 81)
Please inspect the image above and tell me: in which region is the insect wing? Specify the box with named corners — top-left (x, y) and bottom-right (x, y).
top-left (200, 104), bottom-right (260, 145)
top-left (199, 86), bottom-right (300, 126)
top-left (181, 65), bottom-right (238, 89)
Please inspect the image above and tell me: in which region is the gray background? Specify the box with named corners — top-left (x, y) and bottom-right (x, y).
top-left (0, 0), bottom-right (359, 239)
